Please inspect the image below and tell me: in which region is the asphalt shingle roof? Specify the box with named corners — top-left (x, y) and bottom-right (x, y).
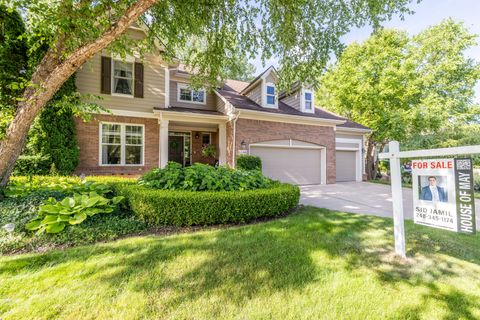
top-left (217, 86), bottom-right (345, 121)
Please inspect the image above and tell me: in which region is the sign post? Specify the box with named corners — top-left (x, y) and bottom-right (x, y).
top-left (388, 141), bottom-right (406, 258)
top-left (379, 142), bottom-right (480, 258)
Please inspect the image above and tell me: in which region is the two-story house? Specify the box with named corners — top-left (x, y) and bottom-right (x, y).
top-left (74, 27), bottom-right (370, 185)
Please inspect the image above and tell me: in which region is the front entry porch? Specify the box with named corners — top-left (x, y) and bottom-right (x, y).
top-left (168, 128), bottom-right (219, 167)
top-left (156, 109), bottom-right (228, 168)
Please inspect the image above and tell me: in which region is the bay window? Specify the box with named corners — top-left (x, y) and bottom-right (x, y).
top-left (101, 123), bottom-right (144, 165)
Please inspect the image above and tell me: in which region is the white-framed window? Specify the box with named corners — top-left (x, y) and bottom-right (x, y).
top-left (100, 122), bottom-right (144, 166)
top-left (202, 133), bottom-right (211, 145)
top-left (265, 83), bottom-right (276, 106)
top-left (302, 89), bottom-right (314, 113)
top-left (177, 83), bottom-right (206, 104)
top-left (112, 59), bottom-right (134, 96)
top-left (305, 91), bottom-right (313, 110)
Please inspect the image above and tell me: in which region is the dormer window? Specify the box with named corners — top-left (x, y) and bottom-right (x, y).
top-left (266, 85), bottom-right (275, 105)
top-left (301, 89), bottom-right (315, 113)
top-left (305, 92), bottom-right (312, 110)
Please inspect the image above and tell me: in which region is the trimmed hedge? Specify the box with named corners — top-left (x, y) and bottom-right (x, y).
top-left (116, 183), bottom-right (300, 226)
top-left (237, 155), bottom-right (262, 171)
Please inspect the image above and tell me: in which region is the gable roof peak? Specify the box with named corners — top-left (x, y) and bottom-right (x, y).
top-left (240, 65), bottom-right (278, 94)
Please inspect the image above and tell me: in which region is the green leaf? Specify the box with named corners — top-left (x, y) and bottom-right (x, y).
top-left (25, 219), bottom-right (42, 230)
top-left (42, 215), bottom-right (60, 224)
top-left (111, 196), bottom-right (124, 205)
top-left (45, 223), bottom-right (66, 234)
top-left (69, 212), bottom-right (87, 225)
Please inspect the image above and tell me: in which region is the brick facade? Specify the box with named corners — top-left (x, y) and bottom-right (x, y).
top-left (74, 114), bottom-right (159, 175)
top-left (191, 131), bottom-right (219, 165)
top-left (232, 118), bottom-right (337, 184)
top-left (75, 115), bottom-right (336, 183)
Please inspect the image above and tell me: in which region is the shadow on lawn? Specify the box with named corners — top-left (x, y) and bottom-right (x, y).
top-left (1, 206), bottom-right (479, 318)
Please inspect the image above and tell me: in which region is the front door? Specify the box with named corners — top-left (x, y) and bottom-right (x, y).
top-left (168, 135), bottom-right (184, 165)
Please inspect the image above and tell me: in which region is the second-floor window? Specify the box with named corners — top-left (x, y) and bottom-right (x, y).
top-left (113, 60), bottom-right (134, 96)
top-left (178, 83), bottom-right (206, 104)
top-left (266, 84), bottom-right (276, 106)
top-left (305, 92), bottom-right (313, 110)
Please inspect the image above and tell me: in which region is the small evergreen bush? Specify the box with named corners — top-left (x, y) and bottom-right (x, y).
top-left (237, 155), bottom-right (262, 171)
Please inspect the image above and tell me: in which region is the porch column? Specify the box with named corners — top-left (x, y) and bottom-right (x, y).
top-left (159, 119), bottom-right (169, 168)
top-left (218, 122), bottom-right (227, 166)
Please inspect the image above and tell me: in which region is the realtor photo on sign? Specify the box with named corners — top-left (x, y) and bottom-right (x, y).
top-left (419, 175), bottom-right (448, 203)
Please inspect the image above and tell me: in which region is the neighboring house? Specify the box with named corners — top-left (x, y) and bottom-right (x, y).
top-left (74, 27), bottom-right (370, 185)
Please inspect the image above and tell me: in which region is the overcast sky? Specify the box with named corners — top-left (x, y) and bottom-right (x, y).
top-left (251, 0), bottom-right (480, 101)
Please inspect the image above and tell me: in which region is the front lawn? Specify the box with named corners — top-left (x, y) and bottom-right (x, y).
top-left (1, 206), bottom-right (479, 319)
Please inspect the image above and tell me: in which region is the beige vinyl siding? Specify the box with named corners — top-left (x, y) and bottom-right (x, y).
top-left (265, 73), bottom-right (276, 84)
top-left (281, 91), bottom-right (301, 111)
top-left (169, 81), bottom-right (217, 111)
top-left (245, 84), bottom-right (262, 105)
top-left (216, 94), bottom-right (232, 114)
top-left (76, 53), bottom-right (166, 113)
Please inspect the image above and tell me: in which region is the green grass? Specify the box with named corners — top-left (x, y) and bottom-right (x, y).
top-left (368, 179), bottom-right (413, 188)
top-left (1, 206), bottom-right (479, 319)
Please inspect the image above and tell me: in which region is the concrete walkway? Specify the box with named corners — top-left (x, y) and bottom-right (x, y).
top-left (300, 182), bottom-right (480, 225)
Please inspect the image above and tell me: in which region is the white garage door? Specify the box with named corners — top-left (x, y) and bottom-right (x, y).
top-left (250, 142), bottom-right (322, 185)
top-left (336, 150), bottom-right (357, 182)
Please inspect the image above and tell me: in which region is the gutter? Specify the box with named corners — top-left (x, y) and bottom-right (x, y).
top-left (239, 109), bottom-right (346, 126)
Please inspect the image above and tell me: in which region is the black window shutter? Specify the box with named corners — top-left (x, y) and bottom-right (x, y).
top-left (101, 56), bottom-right (111, 94)
top-left (134, 62), bottom-right (144, 98)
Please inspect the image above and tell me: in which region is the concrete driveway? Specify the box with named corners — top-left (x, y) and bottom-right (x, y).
top-left (301, 182), bottom-right (480, 225)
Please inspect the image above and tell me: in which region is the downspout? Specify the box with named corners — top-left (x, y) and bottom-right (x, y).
top-left (231, 110), bottom-right (241, 168)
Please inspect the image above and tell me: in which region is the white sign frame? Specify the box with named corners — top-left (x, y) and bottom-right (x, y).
top-left (379, 141), bottom-right (480, 258)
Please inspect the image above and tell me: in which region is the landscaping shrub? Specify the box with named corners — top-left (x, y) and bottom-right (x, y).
top-left (116, 182), bottom-right (300, 226)
top-left (0, 176), bottom-right (143, 253)
top-left (237, 155), bottom-right (262, 171)
top-left (140, 162), bottom-right (273, 191)
top-left (12, 154), bottom-right (52, 176)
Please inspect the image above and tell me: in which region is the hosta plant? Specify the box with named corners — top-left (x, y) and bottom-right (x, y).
top-left (25, 192), bottom-right (124, 234)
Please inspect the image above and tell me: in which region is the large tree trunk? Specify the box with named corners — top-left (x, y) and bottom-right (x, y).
top-left (365, 137), bottom-right (376, 180)
top-left (0, 0), bottom-right (157, 190)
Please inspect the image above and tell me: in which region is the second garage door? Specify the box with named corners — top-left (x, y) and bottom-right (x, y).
top-left (335, 150), bottom-right (357, 182)
top-left (250, 143), bottom-right (322, 185)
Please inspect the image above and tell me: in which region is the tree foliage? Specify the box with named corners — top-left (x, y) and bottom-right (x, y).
top-left (319, 19), bottom-right (480, 143)
top-left (317, 19), bottom-right (480, 177)
top-left (20, 76), bottom-right (80, 175)
top-left (4, 0), bottom-right (416, 90)
top-left (0, 5), bottom-right (28, 139)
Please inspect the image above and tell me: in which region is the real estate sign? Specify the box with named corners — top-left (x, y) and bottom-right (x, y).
top-left (412, 158), bottom-right (476, 234)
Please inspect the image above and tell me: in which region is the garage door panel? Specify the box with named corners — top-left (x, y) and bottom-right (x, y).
top-left (250, 146), bottom-right (321, 185)
top-left (336, 151), bottom-right (356, 182)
